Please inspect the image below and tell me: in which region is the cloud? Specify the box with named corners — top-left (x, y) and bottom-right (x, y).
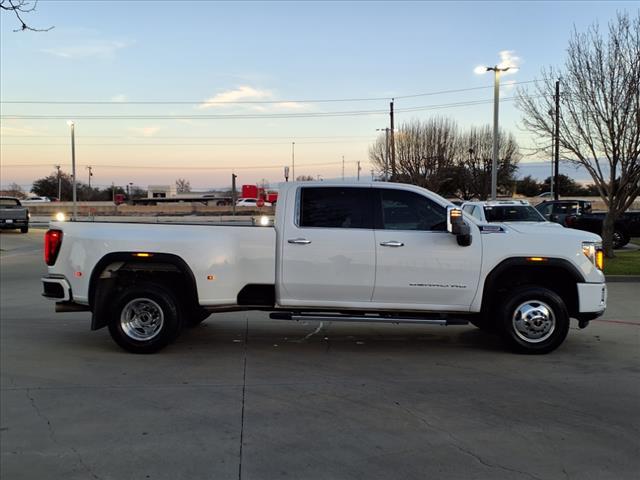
top-left (198, 86), bottom-right (309, 111)
top-left (128, 126), bottom-right (161, 137)
top-left (198, 86), bottom-right (272, 109)
top-left (111, 94), bottom-right (127, 102)
top-left (42, 40), bottom-right (130, 59)
top-left (498, 50), bottom-right (522, 74)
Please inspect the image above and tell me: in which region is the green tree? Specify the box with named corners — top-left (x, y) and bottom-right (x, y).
top-left (516, 175), bottom-right (542, 197)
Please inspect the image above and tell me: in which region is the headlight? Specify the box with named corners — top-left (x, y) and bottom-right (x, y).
top-left (582, 241), bottom-right (604, 270)
top-left (54, 212), bottom-right (66, 222)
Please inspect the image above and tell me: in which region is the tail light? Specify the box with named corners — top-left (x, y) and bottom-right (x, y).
top-left (44, 229), bottom-right (63, 266)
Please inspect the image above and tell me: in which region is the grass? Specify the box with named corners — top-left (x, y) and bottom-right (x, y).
top-left (604, 248), bottom-right (640, 276)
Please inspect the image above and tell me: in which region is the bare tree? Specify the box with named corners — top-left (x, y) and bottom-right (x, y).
top-left (1, 0), bottom-right (53, 32)
top-left (457, 126), bottom-right (521, 200)
top-left (1, 182), bottom-right (26, 199)
top-left (370, 118), bottom-right (459, 191)
top-left (175, 178), bottom-right (191, 193)
top-left (517, 12), bottom-right (640, 256)
top-left (370, 118), bottom-right (520, 199)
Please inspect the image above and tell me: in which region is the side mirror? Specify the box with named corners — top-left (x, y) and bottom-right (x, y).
top-left (447, 206), bottom-right (472, 247)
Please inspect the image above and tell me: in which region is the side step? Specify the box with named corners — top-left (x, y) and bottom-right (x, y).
top-left (270, 312), bottom-right (469, 326)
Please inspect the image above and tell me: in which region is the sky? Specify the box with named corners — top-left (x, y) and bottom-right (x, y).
top-left (0, 0), bottom-right (634, 191)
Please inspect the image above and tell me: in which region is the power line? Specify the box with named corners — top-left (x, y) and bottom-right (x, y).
top-left (0, 95), bottom-right (543, 120)
top-left (0, 140), bottom-right (375, 146)
top-left (0, 161), bottom-right (362, 170)
top-left (0, 134), bottom-right (376, 139)
top-left (0, 80), bottom-right (540, 105)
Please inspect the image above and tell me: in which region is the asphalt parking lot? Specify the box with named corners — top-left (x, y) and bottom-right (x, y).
top-left (1, 228), bottom-right (639, 480)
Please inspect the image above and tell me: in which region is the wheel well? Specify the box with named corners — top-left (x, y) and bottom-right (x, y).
top-left (482, 259), bottom-right (583, 318)
top-left (89, 253), bottom-right (199, 330)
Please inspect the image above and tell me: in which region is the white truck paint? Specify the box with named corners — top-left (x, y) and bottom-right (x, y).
top-left (42, 182), bottom-right (607, 354)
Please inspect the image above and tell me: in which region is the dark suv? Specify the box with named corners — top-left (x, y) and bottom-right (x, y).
top-left (535, 200), bottom-right (592, 225)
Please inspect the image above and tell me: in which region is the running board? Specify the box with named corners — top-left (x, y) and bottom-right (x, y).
top-left (270, 312), bottom-right (469, 326)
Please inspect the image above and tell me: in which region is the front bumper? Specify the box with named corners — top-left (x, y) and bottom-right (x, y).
top-left (42, 275), bottom-right (72, 302)
top-left (577, 282), bottom-right (607, 313)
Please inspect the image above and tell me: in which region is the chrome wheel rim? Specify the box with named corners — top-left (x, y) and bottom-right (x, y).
top-left (612, 232), bottom-right (622, 248)
top-left (512, 300), bottom-right (555, 343)
top-left (120, 298), bottom-right (164, 341)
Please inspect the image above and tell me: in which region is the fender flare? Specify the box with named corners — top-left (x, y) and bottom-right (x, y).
top-left (88, 252), bottom-right (198, 330)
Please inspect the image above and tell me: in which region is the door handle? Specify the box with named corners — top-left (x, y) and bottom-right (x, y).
top-left (380, 240), bottom-right (404, 247)
top-left (288, 238), bottom-right (312, 245)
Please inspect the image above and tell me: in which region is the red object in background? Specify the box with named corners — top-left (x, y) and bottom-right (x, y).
top-left (114, 194), bottom-right (126, 205)
top-left (256, 199), bottom-right (265, 208)
top-left (242, 184), bottom-right (259, 199)
top-left (266, 192), bottom-right (278, 204)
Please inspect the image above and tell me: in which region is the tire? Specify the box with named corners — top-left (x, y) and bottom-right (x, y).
top-left (108, 283), bottom-right (183, 353)
top-left (20, 225), bottom-right (28, 233)
top-left (497, 286), bottom-right (569, 354)
top-left (612, 230), bottom-right (629, 249)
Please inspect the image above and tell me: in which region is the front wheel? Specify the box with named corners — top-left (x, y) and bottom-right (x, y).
top-left (20, 225), bottom-right (28, 233)
top-left (612, 230), bottom-right (629, 249)
top-left (108, 283), bottom-right (182, 353)
top-left (498, 286), bottom-right (569, 354)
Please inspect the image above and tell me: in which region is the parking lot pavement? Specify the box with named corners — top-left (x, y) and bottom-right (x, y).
top-left (1, 234), bottom-right (639, 480)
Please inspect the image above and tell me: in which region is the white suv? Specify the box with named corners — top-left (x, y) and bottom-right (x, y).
top-left (461, 200), bottom-right (549, 224)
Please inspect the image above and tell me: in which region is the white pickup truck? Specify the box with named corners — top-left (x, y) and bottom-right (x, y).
top-left (41, 182), bottom-right (607, 354)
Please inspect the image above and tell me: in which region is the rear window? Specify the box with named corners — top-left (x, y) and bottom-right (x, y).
top-left (0, 199), bottom-right (20, 207)
top-left (483, 205), bottom-right (545, 222)
top-left (299, 187), bottom-right (373, 229)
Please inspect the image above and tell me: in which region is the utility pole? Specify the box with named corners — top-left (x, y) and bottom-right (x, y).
top-left (86, 165), bottom-right (93, 189)
top-left (111, 182), bottom-right (115, 203)
top-left (554, 80), bottom-right (560, 201)
top-left (291, 142), bottom-right (295, 181)
top-left (231, 173), bottom-right (237, 216)
top-left (68, 121), bottom-right (77, 220)
top-left (342, 155), bottom-right (345, 181)
top-left (376, 128), bottom-right (390, 180)
top-left (357, 161), bottom-right (361, 181)
top-left (371, 169), bottom-right (374, 181)
top-left (548, 109), bottom-right (554, 198)
top-left (389, 100), bottom-right (396, 179)
top-left (54, 164), bottom-right (61, 200)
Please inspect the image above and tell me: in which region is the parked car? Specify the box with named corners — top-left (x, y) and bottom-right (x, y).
top-left (42, 182), bottom-right (606, 355)
top-left (21, 196), bottom-right (52, 204)
top-left (0, 196), bottom-right (29, 233)
top-left (535, 200), bottom-right (593, 225)
top-left (462, 200), bottom-right (551, 224)
top-left (564, 211), bottom-right (640, 249)
top-left (236, 198), bottom-right (272, 207)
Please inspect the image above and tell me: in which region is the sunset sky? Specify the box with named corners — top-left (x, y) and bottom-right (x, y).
top-left (0, 1), bottom-right (631, 191)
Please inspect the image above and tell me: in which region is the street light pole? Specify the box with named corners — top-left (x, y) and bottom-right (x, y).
top-left (491, 67), bottom-right (501, 200)
top-left (54, 164), bottom-right (61, 200)
top-left (475, 64), bottom-right (514, 200)
top-left (67, 121), bottom-right (77, 220)
top-left (291, 142), bottom-right (295, 181)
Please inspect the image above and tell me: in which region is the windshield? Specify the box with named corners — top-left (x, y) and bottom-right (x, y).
top-left (483, 205), bottom-right (546, 222)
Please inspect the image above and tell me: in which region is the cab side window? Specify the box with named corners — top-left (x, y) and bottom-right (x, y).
top-left (299, 187), bottom-right (373, 229)
top-left (377, 189), bottom-right (446, 231)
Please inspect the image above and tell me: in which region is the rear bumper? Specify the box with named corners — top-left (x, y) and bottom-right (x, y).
top-left (0, 219), bottom-right (28, 228)
top-left (42, 275), bottom-right (72, 302)
top-left (577, 282), bottom-right (607, 313)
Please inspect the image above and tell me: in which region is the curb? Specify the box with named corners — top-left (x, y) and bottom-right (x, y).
top-left (606, 275), bottom-right (640, 283)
